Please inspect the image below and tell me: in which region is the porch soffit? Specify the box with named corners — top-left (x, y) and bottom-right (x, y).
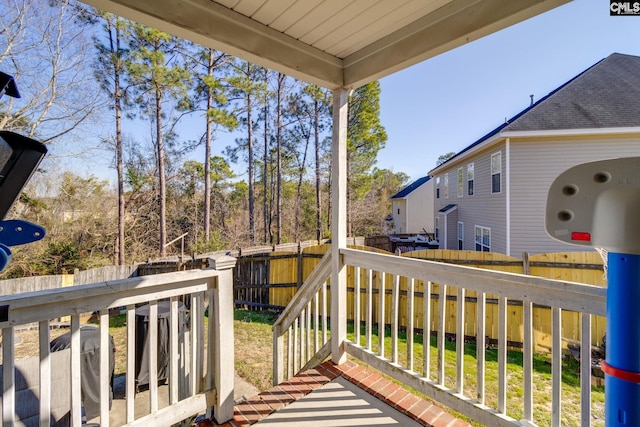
top-left (82, 0), bottom-right (570, 90)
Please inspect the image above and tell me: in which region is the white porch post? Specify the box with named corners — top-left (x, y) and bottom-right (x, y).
top-left (208, 254), bottom-right (237, 424)
top-left (331, 88), bottom-right (348, 364)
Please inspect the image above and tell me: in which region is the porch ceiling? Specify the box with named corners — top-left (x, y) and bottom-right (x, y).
top-left (81, 0), bottom-right (570, 90)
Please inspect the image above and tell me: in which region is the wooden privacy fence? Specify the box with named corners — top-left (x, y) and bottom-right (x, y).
top-left (236, 246), bottom-right (606, 352)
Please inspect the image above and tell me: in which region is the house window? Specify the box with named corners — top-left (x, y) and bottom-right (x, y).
top-left (444, 174), bottom-right (449, 198)
top-left (457, 168), bottom-right (463, 197)
top-left (491, 152), bottom-right (501, 194)
top-left (475, 226), bottom-right (490, 252)
top-left (436, 176), bottom-right (440, 198)
top-left (467, 163), bottom-right (474, 196)
top-left (457, 222), bottom-right (464, 250)
top-left (435, 217), bottom-right (440, 241)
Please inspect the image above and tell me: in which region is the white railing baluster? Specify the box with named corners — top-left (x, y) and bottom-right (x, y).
top-left (306, 302), bottom-right (311, 364)
top-left (437, 283), bottom-right (446, 386)
top-left (552, 307), bottom-right (562, 427)
top-left (424, 281), bottom-right (431, 380)
top-left (3, 327), bottom-right (15, 427)
top-left (149, 300), bottom-right (159, 413)
top-left (379, 273), bottom-right (385, 358)
top-left (287, 325), bottom-right (293, 379)
top-left (476, 291), bottom-right (486, 405)
top-left (322, 282), bottom-right (328, 344)
top-left (293, 317), bottom-right (299, 373)
top-left (456, 287), bottom-right (465, 394)
top-left (366, 269), bottom-right (373, 351)
top-left (355, 267), bottom-right (361, 346)
top-left (523, 301), bottom-right (533, 422)
top-left (126, 304), bottom-right (136, 423)
top-left (314, 293), bottom-right (319, 353)
top-left (300, 308), bottom-right (306, 365)
top-left (39, 320), bottom-right (51, 427)
top-left (100, 309), bottom-right (110, 426)
top-left (580, 312), bottom-right (592, 426)
top-left (190, 294), bottom-right (199, 397)
top-left (498, 296), bottom-right (507, 414)
top-left (407, 278), bottom-right (415, 372)
top-left (70, 315), bottom-right (81, 427)
top-left (391, 274), bottom-right (400, 364)
top-left (170, 297), bottom-right (179, 404)
top-left (196, 292), bottom-right (205, 393)
top-left (206, 288), bottom-right (215, 398)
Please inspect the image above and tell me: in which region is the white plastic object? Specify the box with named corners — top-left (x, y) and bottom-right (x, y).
top-left (545, 157), bottom-right (640, 255)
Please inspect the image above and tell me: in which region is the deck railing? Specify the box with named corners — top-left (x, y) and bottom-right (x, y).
top-left (273, 247), bottom-right (607, 427)
top-left (0, 254), bottom-right (236, 427)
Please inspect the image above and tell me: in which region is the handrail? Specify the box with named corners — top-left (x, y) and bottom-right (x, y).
top-left (273, 246), bottom-right (605, 426)
top-left (273, 250), bottom-right (331, 335)
top-left (0, 258), bottom-right (236, 426)
top-left (0, 269), bottom-right (220, 326)
top-left (272, 250), bottom-right (332, 384)
top-left (340, 247), bottom-right (607, 316)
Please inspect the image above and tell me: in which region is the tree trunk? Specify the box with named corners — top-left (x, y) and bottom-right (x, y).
top-left (314, 97), bottom-right (322, 242)
top-left (276, 73), bottom-right (284, 244)
top-left (204, 49), bottom-right (214, 242)
top-left (156, 88), bottom-right (167, 257)
top-left (263, 71), bottom-right (269, 244)
top-left (115, 49), bottom-right (125, 265)
top-left (247, 66), bottom-right (255, 244)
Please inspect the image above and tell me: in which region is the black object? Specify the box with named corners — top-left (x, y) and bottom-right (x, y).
top-left (0, 72), bottom-right (20, 99)
top-left (50, 325), bottom-right (115, 421)
top-left (0, 131), bottom-right (47, 220)
top-left (134, 301), bottom-right (185, 388)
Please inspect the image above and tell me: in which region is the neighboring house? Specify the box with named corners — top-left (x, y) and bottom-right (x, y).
top-left (429, 53), bottom-right (640, 256)
top-left (389, 176), bottom-right (434, 235)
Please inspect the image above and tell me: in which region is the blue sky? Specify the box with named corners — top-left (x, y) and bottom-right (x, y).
top-left (65, 1), bottom-right (640, 185)
top-left (377, 0), bottom-right (640, 182)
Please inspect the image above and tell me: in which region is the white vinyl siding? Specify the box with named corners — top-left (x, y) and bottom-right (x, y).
top-left (433, 141), bottom-right (508, 254)
top-left (491, 152), bottom-right (502, 193)
top-left (509, 136), bottom-right (640, 255)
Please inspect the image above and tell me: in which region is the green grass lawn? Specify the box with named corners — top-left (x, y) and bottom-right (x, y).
top-left (347, 323), bottom-right (605, 427)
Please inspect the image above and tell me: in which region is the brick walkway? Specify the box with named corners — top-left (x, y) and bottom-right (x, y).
top-left (197, 360), bottom-right (473, 427)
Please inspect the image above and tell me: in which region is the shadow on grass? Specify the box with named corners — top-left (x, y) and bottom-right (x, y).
top-left (234, 308), bottom-right (280, 325)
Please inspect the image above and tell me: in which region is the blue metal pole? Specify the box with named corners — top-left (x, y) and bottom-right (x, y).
top-left (606, 252), bottom-right (640, 425)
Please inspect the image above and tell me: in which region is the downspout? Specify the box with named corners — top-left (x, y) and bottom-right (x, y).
top-left (505, 138), bottom-right (511, 256)
top-left (331, 89), bottom-right (348, 364)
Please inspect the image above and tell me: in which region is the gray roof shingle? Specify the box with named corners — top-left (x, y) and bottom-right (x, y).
top-left (391, 176), bottom-right (431, 199)
top-left (506, 53), bottom-right (640, 131)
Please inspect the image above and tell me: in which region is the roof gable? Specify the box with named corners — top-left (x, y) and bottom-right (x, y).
top-left (432, 53), bottom-right (640, 172)
top-left (391, 176), bottom-right (431, 199)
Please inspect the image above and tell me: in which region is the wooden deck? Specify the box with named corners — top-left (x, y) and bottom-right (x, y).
top-left (198, 360), bottom-right (472, 427)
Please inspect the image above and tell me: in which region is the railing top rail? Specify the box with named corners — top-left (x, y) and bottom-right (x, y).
top-left (340, 247), bottom-right (607, 316)
top-left (0, 269), bottom-right (222, 327)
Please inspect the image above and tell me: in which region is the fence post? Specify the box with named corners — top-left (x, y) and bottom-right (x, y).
top-left (523, 252), bottom-right (530, 275)
top-left (207, 254), bottom-right (237, 424)
top-left (297, 245), bottom-right (303, 288)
